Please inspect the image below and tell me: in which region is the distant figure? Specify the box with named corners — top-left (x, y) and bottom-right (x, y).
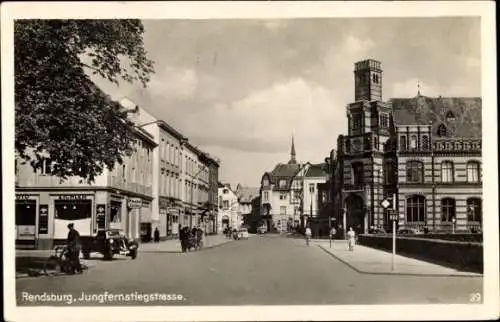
top-left (154, 227), bottom-right (160, 243)
top-left (347, 227), bottom-right (356, 251)
top-left (67, 223), bottom-right (82, 274)
top-left (305, 225), bottom-right (312, 246)
top-left (179, 227), bottom-right (188, 253)
top-left (329, 226), bottom-right (337, 248)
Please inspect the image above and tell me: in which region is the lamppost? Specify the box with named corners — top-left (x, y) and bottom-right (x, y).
top-left (451, 216), bottom-right (456, 234)
top-left (189, 167), bottom-right (206, 229)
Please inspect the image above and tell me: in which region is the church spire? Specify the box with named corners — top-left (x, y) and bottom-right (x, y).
top-left (289, 135), bottom-right (297, 164)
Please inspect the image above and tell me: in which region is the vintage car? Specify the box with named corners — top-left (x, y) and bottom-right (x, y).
top-left (238, 227), bottom-right (249, 239)
top-left (81, 229), bottom-right (138, 260)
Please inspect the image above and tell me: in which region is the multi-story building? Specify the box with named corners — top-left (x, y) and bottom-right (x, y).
top-left (260, 140), bottom-right (302, 232)
top-left (217, 183), bottom-right (241, 232)
top-left (333, 59), bottom-right (482, 235)
top-left (206, 156), bottom-right (220, 234)
top-left (181, 142), bottom-right (210, 229)
top-left (15, 100), bottom-right (157, 249)
top-left (235, 184), bottom-right (260, 230)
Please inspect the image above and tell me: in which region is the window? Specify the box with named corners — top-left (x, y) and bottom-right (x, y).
top-left (309, 183), bottom-right (315, 193)
top-left (410, 135), bottom-right (418, 150)
top-left (467, 198), bottom-right (482, 222)
top-left (352, 163), bottom-right (364, 185)
top-left (422, 135), bottom-right (429, 150)
top-left (400, 135), bottom-right (407, 150)
top-left (223, 189), bottom-right (229, 194)
top-left (372, 73), bottom-right (380, 84)
top-left (54, 200), bottom-right (92, 221)
top-left (437, 124), bottom-right (447, 137)
top-left (110, 201), bottom-right (122, 223)
top-left (263, 191), bottom-right (269, 201)
top-left (446, 111), bottom-right (455, 121)
top-left (280, 193), bottom-right (287, 200)
top-left (466, 161), bottom-right (480, 183)
top-left (279, 180), bottom-right (287, 188)
top-left (352, 115), bottom-right (361, 129)
top-left (441, 161), bottom-right (454, 183)
top-left (406, 195), bottom-right (425, 222)
top-left (441, 198), bottom-right (456, 222)
top-left (374, 136), bottom-right (378, 150)
top-left (280, 206), bottom-right (287, 215)
top-left (384, 162), bottom-right (394, 184)
top-left (263, 179), bottom-right (269, 186)
top-left (39, 158), bottom-right (52, 175)
top-left (223, 200), bottom-right (229, 210)
top-left (380, 114), bottom-right (389, 128)
top-left (406, 161), bottom-right (424, 183)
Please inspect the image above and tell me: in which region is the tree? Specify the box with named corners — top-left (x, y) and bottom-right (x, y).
top-left (15, 19), bottom-right (155, 183)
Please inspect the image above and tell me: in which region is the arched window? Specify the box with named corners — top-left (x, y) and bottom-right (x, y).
top-left (441, 161), bottom-right (454, 183)
top-left (467, 161), bottom-right (480, 182)
top-left (410, 135), bottom-right (418, 150)
top-left (467, 198), bottom-right (482, 222)
top-left (400, 135), bottom-right (407, 150)
top-left (406, 195), bottom-right (425, 222)
top-left (406, 160), bottom-right (424, 183)
top-left (441, 198), bottom-right (456, 222)
top-left (437, 124), bottom-right (447, 137)
top-left (421, 135), bottom-right (429, 150)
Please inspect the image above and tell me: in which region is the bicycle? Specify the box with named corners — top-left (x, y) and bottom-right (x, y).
top-left (43, 245), bottom-right (76, 275)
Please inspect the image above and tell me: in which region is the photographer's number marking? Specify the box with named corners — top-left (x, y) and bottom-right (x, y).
top-left (469, 293), bottom-right (481, 303)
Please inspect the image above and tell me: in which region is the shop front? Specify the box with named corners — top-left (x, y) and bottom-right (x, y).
top-left (15, 194), bottom-right (39, 249)
top-left (139, 199), bottom-right (153, 242)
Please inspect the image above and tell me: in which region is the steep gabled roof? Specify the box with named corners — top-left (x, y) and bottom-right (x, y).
top-left (390, 96), bottom-right (481, 138)
top-left (305, 163), bottom-right (327, 178)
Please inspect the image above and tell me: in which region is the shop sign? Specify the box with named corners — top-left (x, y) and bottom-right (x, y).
top-left (96, 204), bottom-right (106, 231)
top-left (16, 194), bottom-right (34, 200)
top-left (167, 207), bottom-right (180, 215)
top-left (38, 204), bottom-right (49, 234)
top-left (58, 194), bottom-right (90, 200)
top-left (128, 198), bottom-right (142, 209)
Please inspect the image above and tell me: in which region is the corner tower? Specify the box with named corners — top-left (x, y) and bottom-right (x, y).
top-left (354, 59), bottom-right (382, 102)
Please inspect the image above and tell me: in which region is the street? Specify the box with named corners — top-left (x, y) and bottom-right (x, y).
top-left (16, 235), bottom-right (482, 306)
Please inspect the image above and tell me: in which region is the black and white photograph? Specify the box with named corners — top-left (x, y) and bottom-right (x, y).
top-left (2, 1), bottom-right (498, 321)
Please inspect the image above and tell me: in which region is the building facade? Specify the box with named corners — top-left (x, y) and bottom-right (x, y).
top-left (235, 184), bottom-right (260, 231)
top-left (217, 184), bottom-right (241, 232)
top-left (333, 59), bottom-right (482, 235)
top-left (207, 157), bottom-right (220, 234)
top-left (15, 101), bottom-right (157, 249)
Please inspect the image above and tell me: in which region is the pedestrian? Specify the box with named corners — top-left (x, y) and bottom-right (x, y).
top-left (305, 225), bottom-right (312, 246)
top-left (179, 226), bottom-right (187, 253)
top-left (347, 227), bottom-right (356, 251)
top-left (67, 223), bottom-right (82, 274)
top-left (329, 226), bottom-right (337, 248)
top-left (154, 227), bottom-right (160, 243)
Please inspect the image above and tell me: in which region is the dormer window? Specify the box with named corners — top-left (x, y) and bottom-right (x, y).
top-left (446, 111), bottom-right (455, 121)
top-left (279, 179), bottom-right (287, 188)
top-left (437, 124), bottom-right (447, 137)
top-left (352, 114), bottom-right (361, 129)
top-left (263, 178), bottom-right (269, 186)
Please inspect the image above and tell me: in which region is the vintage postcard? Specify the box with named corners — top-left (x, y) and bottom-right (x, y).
top-left (2, 1), bottom-right (498, 321)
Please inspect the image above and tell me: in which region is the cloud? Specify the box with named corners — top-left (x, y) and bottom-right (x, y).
top-left (171, 77), bottom-right (344, 156)
top-left (149, 66), bottom-right (198, 99)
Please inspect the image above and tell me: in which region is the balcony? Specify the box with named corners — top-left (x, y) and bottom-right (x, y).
top-left (343, 184), bottom-right (364, 192)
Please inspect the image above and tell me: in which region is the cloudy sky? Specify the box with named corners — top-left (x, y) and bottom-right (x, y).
top-left (90, 17), bottom-right (481, 188)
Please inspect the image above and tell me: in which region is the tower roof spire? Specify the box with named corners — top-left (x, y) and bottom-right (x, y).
top-left (288, 135), bottom-right (297, 164)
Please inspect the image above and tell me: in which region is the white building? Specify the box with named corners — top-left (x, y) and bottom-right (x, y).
top-left (302, 164), bottom-right (328, 219)
top-left (217, 184), bottom-right (242, 232)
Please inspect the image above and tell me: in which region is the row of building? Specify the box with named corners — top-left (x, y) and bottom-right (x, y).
top-left (15, 97), bottom-right (222, 249)
top-left (259, 59), bottom-right (483, 236)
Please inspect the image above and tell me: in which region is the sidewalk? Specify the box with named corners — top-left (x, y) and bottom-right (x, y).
top-left (139, 234), bottom-right (237, 253)
top-left (314, 240), bottom-right (482, 277)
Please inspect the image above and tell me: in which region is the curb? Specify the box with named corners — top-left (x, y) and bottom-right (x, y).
top-left (139, 239), bottom-right (235, 254)
top-left (317, 245), bottom-right (482, 278)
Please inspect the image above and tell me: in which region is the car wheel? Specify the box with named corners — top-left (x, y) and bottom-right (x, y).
top-left (103, 247), bottom-right (113, 261)
top-left (130, 249), bottom-right (137, 259)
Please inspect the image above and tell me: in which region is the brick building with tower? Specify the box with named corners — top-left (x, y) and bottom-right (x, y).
top-left (331, 59), bottom-right (482, 235)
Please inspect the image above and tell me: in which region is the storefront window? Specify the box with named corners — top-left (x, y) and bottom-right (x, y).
top-left (16, 200), bottom-right (37, 226)
top-left (55, 200), bottom-right (91, 220)
top-left (110, 201), bottom-right (122, 223)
